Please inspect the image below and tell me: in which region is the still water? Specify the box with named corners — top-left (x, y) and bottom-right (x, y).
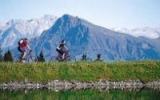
top-left (0, 88), bottom-right (160, 100)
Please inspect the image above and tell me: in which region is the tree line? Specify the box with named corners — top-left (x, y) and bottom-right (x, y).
top-left (0, 49), bottom-right (102, 62)
top-left (0, 50), bottom-right (45, 62)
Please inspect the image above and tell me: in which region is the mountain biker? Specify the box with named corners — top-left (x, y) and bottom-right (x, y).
top-left (56, 40), bottom-right (69, 61)
top-left (18, 38), bottom-right (31, 63)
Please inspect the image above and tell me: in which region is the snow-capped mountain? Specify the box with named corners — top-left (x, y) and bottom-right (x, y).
top-left (113, 27), bottom-right (160, 39)
top-left (34, 14), bottom-right (160, 60)
top-left (0, 15), bottom-right (57, 51)
top-left (0, 14), bottom-right (160, 60)
top-left (0, 21), bottom-right (6, 29)
top-left (0, 21), bottom-right (7, 33)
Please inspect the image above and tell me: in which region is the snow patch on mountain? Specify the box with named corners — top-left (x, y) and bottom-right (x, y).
top-left (113, 27), bottom-right (160, 39)
top-left (0, 15), bottom-right (57, 50)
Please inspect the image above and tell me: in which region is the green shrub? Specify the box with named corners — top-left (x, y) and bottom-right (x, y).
top-left (3, 51), bottom-right (13, 62)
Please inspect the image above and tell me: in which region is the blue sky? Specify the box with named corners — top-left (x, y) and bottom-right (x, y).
top-left (0, 0), bottom-right (160, 29)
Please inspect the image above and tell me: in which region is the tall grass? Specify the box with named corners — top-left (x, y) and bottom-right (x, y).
top-left (0, 61), bottom-right (160, 83)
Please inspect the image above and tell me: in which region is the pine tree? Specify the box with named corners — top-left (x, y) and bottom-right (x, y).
top-left (95, 54), bottom-right (102, 61)
top-left (4, 50), bottom-right (13, 62)
top-left (81, 54), bottom-right (87, 61)
top-left (37, 51), bottom-right (45, 62)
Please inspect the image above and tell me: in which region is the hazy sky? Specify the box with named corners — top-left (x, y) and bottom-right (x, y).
top-left (0, 0), bottom-right (160, 29)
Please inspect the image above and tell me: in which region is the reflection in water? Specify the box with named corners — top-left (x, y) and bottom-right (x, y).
top-left (0, 88), bottom-right (160, 100)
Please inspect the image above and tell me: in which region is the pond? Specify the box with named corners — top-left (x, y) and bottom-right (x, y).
top-left (0, 88), bottom-right (160, 100)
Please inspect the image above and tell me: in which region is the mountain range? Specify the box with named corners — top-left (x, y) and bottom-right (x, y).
top-left (0, 15), bottom-right (57, 50)
top-left (0, 14), bottom-right (160, 61)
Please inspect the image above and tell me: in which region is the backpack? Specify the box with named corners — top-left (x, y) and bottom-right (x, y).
top-left (18, 46), bottom-right (22, 52)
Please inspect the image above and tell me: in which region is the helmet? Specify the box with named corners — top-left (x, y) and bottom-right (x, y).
top-left (60, 40), bottom-right (66, 45)
top-left (19, 39), bottom-right (24, 44)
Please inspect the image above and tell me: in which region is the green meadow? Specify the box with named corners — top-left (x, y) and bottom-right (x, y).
top-left (0, 61), bottom-right (160, 83)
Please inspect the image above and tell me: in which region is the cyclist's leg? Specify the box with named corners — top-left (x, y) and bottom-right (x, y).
top-left (19, 52), bottom-right (23, 62)
top-left (28, 52), bottom-right (33, 62)
top-left (22, 51), bottom-right (27, 63)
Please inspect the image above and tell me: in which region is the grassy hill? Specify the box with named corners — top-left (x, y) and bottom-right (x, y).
top-left (0, 61), bottom-right (160, 83)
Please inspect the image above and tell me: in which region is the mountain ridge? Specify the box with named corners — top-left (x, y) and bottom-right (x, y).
top-left (33, 14), bottom-right (160, 60)
top-left (0, 14), bottom-right (160, 60)
top-left (113, 27), bottom-right (160, 39)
